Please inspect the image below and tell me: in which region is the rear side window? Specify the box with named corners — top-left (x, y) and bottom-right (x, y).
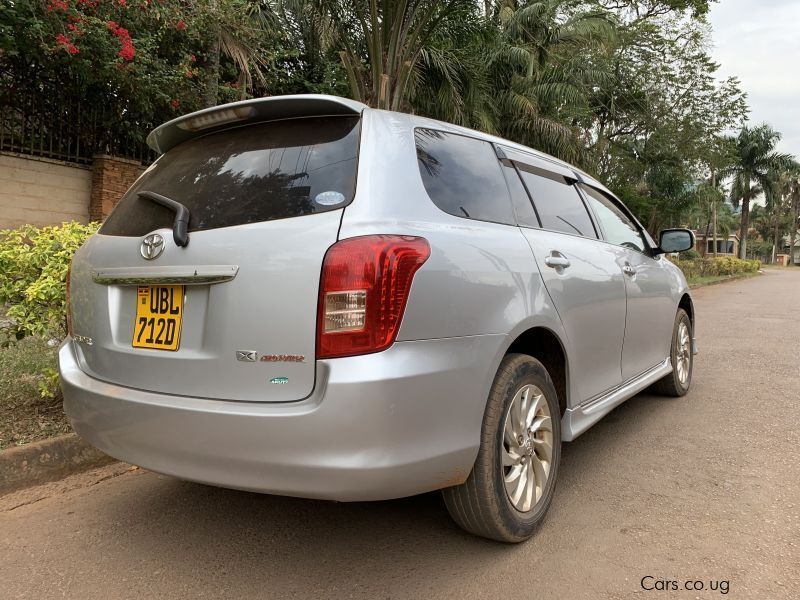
top-left (415, 129), bottom-right (515, 225)
top-left (101, 116), bottom-right (360, 236)
top-left (518, 167), bottom-right (597, 238)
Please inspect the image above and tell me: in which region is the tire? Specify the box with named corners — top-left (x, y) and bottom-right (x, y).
top-left (442, 353), bottom-right (561, 543)
top-left (650, 308), bottom-right (693, 397)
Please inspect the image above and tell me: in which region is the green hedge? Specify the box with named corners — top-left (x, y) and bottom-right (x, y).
top-left (670, 256), bottom-right (761, 280)
top-left (0, 222), bottom-right (99, 342)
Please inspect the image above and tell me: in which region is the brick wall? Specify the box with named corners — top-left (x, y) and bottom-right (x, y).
top-left (0, 152), bottom-right (91, 229)
top-left (89, 154), bottom-right (145, 221)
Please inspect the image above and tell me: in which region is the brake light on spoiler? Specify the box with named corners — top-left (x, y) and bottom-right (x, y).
top-left (317, 235), bottom-right (430, 359)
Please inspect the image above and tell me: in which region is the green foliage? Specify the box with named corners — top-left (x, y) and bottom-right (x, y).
top-left (38, 367), bottom-right (61, 400)
top-left (0, 222), bottom-right (99, 342)
top-left (2, 0), bottom-right (793, 243)
top-left (670, 256), bottom-right (760, 279)
top-left (0, 337), bottom-right (68, 449)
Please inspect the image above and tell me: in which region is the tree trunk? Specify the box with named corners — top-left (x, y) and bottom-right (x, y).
top-left (773, 222), bottom-right (779, 264)
top-left (738, 180), bottom-right (751, 259)
top-left (203, 28), bottom-right (221, 108)
top-left (791, 179), bottom-right (799, 266)
top-left (711, 171), bottom-right (718, 257)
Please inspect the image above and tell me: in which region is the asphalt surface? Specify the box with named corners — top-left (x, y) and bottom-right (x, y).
top-left (1, 269), bottom-right (798, 599)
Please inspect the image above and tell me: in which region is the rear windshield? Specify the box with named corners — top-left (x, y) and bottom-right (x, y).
top-left (100, 116), bottom-right (361, 236)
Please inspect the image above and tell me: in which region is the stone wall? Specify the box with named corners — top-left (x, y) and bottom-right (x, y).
top-left (0, 152), bottom-right (144, 230)
top-left (0, 153), bottom-right (91, 229)
top-left (89, 155), bottom-right (145, 221)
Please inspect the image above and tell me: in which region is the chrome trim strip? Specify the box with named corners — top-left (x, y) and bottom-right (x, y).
top-left (561, 357), bottom-right (672, 442)
top-left (91, 265), bottom-right (238, 286)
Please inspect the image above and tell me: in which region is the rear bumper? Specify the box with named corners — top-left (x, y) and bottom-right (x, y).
top-left (60, 334), bottom-right (505, 501)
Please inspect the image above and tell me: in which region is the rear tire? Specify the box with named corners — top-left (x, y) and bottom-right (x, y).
top-left (651, 308), bottom-right (693, 397)
top-left (443, 353), bottom-right (561, 542)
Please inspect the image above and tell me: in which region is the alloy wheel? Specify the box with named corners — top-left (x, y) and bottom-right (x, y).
top-left (502, 384), bottom-right (553, 512)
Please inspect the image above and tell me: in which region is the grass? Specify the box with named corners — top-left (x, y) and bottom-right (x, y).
top-left (0, 336), bottom-right (70, 450)
top-left (687, 271), bottom-right (760, 287)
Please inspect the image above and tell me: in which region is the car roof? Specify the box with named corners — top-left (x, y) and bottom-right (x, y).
top-left (146, 94), bottom-right (608, 192)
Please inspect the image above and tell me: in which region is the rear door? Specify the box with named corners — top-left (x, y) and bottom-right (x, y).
top-left (69, 115), bottom-right (361, 402)
top-left (500, 148), bottom-right (628, 404)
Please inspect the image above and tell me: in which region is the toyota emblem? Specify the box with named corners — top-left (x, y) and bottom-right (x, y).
top-left (140, 233), bottom-right (165, 260)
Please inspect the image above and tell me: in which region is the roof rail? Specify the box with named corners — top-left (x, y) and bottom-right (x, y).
top-left (146, 94), bottom-right (368, 154)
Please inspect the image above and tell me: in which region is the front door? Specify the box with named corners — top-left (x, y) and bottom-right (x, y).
top-left (578, 184), bottom-right (676, 380)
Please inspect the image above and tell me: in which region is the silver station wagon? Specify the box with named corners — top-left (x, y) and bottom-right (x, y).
top-left (60, 94), bottom-right (697, 542)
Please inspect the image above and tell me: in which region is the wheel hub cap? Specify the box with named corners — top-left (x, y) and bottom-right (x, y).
top-left (502, 384), bottom-right (553, 513)
top-left (676, 321), bottom-right (691, 385)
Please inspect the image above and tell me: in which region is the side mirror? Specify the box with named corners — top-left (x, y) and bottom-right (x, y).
top-left (657, 228), bottom-right (695, 254)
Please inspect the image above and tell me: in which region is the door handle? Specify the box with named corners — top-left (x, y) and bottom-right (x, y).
top-left (622, 264), bottom-right (636, 276)
top-left (544, 254), bottom-right (571, 269)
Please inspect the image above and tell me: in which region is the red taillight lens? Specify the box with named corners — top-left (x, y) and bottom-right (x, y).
top-left (317, 235), bottom-right (431, 359)
top-left (65, 264), bottom-right (73, 337)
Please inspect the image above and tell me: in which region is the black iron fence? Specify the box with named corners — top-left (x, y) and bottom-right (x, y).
top-left (0, 69), bottom-right (156, 165)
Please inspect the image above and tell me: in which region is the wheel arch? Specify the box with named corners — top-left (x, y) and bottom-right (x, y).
top-left (679, 292), bottom-right (694, 326)
top-left (505, 326), bottom-right (569, 417)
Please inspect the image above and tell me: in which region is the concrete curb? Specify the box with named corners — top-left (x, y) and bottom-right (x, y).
top-left (0, 433), bottom-right (115, 495)
top-left (688, 272), bottom-right (761, 289)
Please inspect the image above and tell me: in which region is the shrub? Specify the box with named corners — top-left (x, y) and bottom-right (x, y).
top-left (0, 222), bottom-right (99, 342)
top-left (678, 249), bottom-right (701, 260)
top-left (670, 256), bottom-right (760, 281)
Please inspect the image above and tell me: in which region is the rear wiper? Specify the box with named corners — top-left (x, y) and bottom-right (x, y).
top-left (138, 191), bottom-right (190, 247)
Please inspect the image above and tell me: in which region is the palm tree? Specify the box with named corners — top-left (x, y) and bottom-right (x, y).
top-left (301, 0), bottom-right (476, 111)
top-left (483, 0), bottom-right (613, 162)
top-left (197, 0), bottom-right (274, 107)
top-left (722, 124), bottom-right (793, 259)
top-left (764, 162), bottom-right (800, 263)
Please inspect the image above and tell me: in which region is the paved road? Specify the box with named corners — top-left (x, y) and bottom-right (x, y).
top-left (1, 269), bottom-right (799, 599)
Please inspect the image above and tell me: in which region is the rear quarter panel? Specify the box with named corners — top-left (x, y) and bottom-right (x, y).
top-left (339, 109), bottom-right (570, 406)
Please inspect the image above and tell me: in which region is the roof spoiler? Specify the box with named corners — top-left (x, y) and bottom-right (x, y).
top-left (146, 94), bottom-right (368, 154)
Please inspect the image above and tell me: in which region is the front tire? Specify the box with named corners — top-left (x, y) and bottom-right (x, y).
top-left (651, 308), bottom-right (693, 397)
top-left (443, 353), bottom-right (561, 542)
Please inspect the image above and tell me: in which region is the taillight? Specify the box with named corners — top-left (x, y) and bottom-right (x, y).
top-left (65, 264), bottom-right (73, 337)
top-left (317, 235), bottom-right (430, 359)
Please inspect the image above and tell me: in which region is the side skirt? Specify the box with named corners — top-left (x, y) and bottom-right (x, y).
top-left (560, 358), bottom-right (672, 442)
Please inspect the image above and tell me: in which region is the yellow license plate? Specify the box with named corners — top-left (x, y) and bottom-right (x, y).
top-left (132, 285), bottom-right (184, 351)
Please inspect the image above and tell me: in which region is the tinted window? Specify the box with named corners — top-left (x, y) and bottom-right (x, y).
top-left (501, 164), bottom-right (539, 228)
top-left (415, 129), bottom-right (515, 225)
top-left (518, 168), bottom-right (596, 238)
top-left (580, 184), bottom-right (646, 253)
top-left (101, 116), bottom-right (360, 236)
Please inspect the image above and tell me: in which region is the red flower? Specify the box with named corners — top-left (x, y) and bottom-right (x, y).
top-left (170, 99), bottom-right (180, 109)
top-left (176, 20), bottom-right (187, 31)
top-left (108, 21), bottom-right (136, 61)
top-left (118, 0), bottom-right (127, 6)
top-left (118, 42), bottom-right (135, 61)
top-left (47, 0), bottom-right (68, 12)
top-left (189, 54), bottom-right (196, 62)
top-left (55, 33), bottom-right (79, 55)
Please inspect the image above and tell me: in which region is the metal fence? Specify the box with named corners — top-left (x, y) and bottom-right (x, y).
top-left (0, 70), bottom-right (156, 165)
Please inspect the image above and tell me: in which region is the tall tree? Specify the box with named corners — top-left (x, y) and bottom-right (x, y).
top-left (723, 124), bottom-right (793, 259)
